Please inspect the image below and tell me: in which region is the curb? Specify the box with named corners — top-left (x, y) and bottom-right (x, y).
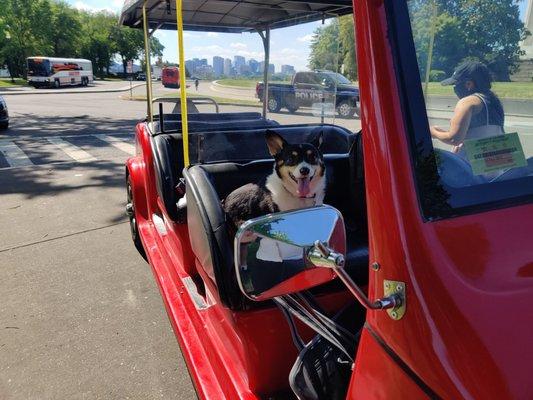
top-left (0, 82), bottom-right (145, 96)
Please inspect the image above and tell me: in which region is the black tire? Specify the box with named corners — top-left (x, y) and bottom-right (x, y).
top-left (0, 122), bottom-right (8, 130)
top-left (285, 94), bottom-right (299, 113)
top-left (337, 100), bottom-right (356, 118)
top-left (126, 175), bottom-right (147, 260)
top-left (286, 106), bottom-right (299, 114)
top-left (267, 96), bottom-right (282, 113)
top-left (54, 80), bottom-right (60, 89)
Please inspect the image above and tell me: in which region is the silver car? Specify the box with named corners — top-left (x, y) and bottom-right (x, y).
top-left (0, 96), bottom-right (8, 129)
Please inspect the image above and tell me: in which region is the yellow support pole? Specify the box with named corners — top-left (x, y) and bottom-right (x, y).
top-left (142, 2), bottom-right (154, 122)
top-left (176, 0), bottom-right (190, 167)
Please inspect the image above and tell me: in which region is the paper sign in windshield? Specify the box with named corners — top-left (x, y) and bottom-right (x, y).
top-left (464, 133), bottom-right (526, 175)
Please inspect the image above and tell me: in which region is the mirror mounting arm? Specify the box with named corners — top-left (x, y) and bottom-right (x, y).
top-left (309, 241), bottom-right (402, 311)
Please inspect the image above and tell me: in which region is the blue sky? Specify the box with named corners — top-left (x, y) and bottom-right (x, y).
top-left (67, 0), bottom-right (530, 71)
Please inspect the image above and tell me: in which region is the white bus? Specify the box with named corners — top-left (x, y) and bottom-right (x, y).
top-left (27, 57), bottom-right (93, 88)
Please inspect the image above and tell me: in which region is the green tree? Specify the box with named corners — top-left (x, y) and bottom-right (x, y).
top-left (112, 26), bottom-right (145, 75)
top-left (409, 0), bottom-right (527, 81)
top-left (79, 10), bottom-right (117, 78)
top-left (1, 0), bottom-right (54, 78)
top-left (308, 15), bottom-right (357, 80)
top-left (339, 15), bottom-right (357, 80)
top-left (309, 19), bottom-right (341, 73)
top-left (49, 1), bottom-right (82, 57)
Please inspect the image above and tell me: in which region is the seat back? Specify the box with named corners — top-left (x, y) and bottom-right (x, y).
top-left (152, 124), bottom-right (355, 221)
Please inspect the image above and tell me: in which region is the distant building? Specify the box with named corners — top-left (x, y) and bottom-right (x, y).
top-left (257, 62), bottom-right (275, 75)
top-left (234, 55), bottom-right (246, 73)
top-left (248, 59), bottom-right (259, 74)
top-left (281, 65), bottom-right (295, 76)
top-left (238, 64), bottom-right (251, 75)
top-left (196, 65), bottom-right (213, 79)
top-left (224, 58), bottom-right (232, 76)
top-left (213, 56), bottom-right (224, 77)
top-left (185, 58), bottom-right (209, 76)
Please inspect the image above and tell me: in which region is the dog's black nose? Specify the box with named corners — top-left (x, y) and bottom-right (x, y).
top-left (300, 167), bottom-right (310, 176)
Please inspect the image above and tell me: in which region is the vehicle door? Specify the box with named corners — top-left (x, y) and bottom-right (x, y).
top-left (294, 72), bottom-right (324, 106)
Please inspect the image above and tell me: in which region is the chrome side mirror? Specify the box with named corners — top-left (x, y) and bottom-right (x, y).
top-left (234, 206), bottom-right (404, 313)
top-left (234, 206), bottom-right (342, 301)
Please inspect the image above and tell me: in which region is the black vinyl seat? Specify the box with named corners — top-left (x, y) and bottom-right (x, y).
top-left (153, 113), bottom-right (280, 133)
top-left (183, 133), bottom-right (368, 310)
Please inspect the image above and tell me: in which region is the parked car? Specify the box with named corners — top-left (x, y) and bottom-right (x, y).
top-left (0, 96), bottom-right (9, 129)
top-left (136, 72), bottom-right (147, 81)
top-left (256, 70), bottom-right (360, 118)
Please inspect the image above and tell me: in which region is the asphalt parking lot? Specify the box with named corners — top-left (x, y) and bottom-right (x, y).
top-left (0, 83), bottom-right (197, 400)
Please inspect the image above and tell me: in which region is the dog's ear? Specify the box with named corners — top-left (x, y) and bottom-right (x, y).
top-left (310, 131), bottom-right (324, 150)
top-left (265, 130), bottom-right (287, 156)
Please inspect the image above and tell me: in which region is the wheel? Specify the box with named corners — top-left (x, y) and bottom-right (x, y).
top-left (337, 100), bottom-right (356, 118)
top-left (286, 106), bottom-right (299, 114)
top-left (0, 122), bottom-right (8, 130)
top-left (267, 97), bottom-right (282, 113)
top-left (54, 80), bottom-right (60, 89)
top-left (126, 175), bottom-right (147, 260)
top-left (285, 95), bottom-right (299, 113)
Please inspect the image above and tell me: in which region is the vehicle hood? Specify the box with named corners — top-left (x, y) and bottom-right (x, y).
top-left (336, 84), bottom-right (359, 95)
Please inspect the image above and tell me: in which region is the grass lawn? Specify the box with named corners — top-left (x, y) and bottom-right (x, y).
top-left (216, 79), bottom-right (258, 88)
top-left (0, 78), bottom-right (28, 87)
top-left (425, 82), bottom-right (533, 99)
top-left (216, 78), bottom-right (289, 88)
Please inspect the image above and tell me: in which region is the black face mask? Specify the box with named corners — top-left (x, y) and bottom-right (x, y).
top-left (454, 83), bottom-right (471, 99)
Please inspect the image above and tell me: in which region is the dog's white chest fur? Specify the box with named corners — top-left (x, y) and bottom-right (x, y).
top-left (265, 172), bottom-right (326, 211)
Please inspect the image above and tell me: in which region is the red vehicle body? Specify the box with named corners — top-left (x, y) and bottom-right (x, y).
top-left (162, 67), bottom-right (180, 88)
top-left (120, 0), bottom-right (533, 399)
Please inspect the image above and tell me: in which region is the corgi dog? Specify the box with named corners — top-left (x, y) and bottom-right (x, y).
top-left (224, 130), bottom-right (326, 231)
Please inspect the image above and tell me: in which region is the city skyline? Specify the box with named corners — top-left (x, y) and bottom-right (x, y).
top-left (184, 55), bottom-right (291, 78)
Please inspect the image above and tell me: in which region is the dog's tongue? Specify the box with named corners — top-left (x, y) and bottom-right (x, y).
top-left (297, 177), bottom-right (311, 197)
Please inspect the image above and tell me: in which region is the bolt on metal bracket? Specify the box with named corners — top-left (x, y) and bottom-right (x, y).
top-left (383, 280), bottom-right (406, 320)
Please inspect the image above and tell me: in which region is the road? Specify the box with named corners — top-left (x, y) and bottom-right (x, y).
top-left (0, 85), bottom-right (197, 400)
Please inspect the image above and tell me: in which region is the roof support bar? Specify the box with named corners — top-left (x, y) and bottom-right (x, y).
top-left (258, 27), bottom-right (270, 119)
top-left (142, 1), bottom-right (154, 122)
top-left (176, 0), bottom-right (190, 166)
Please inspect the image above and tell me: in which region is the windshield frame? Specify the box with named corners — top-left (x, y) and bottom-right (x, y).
top-left (384, 0), bottom-right (533, 221)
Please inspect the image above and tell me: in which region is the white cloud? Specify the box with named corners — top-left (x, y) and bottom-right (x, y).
top-left (207, 32), bottom-right (220, 38)
top-left (297, 34), bottom-right (314, 43)
top-left (230, 42), bottom-right (247, 49)
top-left (73, 1), bottom-right (115, 13)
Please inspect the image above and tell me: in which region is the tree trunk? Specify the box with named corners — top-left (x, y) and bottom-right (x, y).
top-left (122, 57), bottom-right (127, 76)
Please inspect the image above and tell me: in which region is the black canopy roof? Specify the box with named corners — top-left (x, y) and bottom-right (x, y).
top-left (119, 0), bottom-right (353, 32)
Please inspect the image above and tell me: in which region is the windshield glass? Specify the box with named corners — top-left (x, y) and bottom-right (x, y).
top-left (400, 0), bottom-right (533, 219)
top-left (323, 72), bottom-right (352, 85)
top-left (27, 59), bottom-right (51, 77)
top-left (150, 14), bottom-right (360, 164)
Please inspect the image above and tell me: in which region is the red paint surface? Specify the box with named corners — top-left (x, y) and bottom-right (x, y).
top-left (126, 0), bottom-right (533, 397)
top-left (353, 0), bottom-right (533, 398)
top-left (348, 329), bottom-right (428, 399)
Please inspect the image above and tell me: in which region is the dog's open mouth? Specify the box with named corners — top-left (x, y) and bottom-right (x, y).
top-left (289, 172), bottom-right (313, 197)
